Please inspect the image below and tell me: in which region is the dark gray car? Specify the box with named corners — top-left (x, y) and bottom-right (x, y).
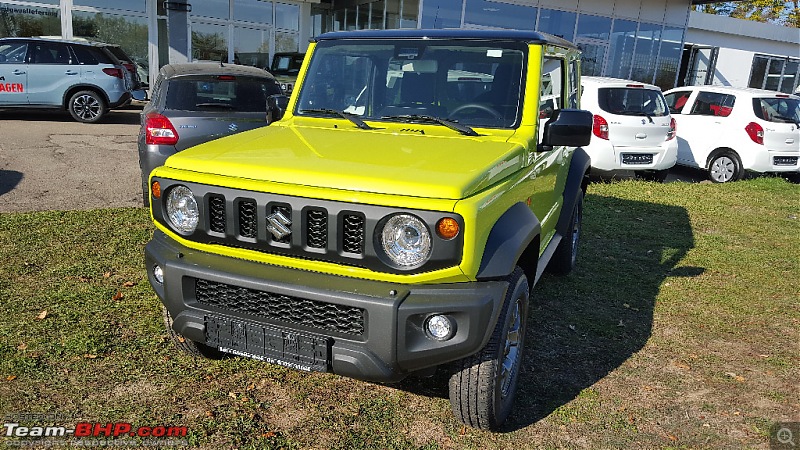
top-left (138, 63), bottom-right (283, 205)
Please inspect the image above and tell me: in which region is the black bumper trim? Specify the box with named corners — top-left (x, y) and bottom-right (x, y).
top-left (145, 231), bottom-right (508, 382)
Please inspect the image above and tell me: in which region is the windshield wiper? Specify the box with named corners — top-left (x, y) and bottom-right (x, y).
top-left (381, 114), bottom-right (479, 137)
top-left (195, 102), bottom-right (236, 109)
top-left (300, 108), bottom-right (374, 130)
top-left (772, 115), bottom-right (800, 127)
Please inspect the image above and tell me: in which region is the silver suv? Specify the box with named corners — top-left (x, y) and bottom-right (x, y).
top-left (0, 37), bottom-right (141, 123)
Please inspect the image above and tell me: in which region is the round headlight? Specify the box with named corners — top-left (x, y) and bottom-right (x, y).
top-left (380, 214), bottom-right (432, 269)
top-left (165, 185), bottom-right (199, 234)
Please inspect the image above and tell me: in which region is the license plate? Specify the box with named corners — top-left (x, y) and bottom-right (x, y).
top-left (205, 315), bottom-right (330, 372)
top-left (774, 156), bottom-right (798, 166)
top-left (621, 153), bottom-right (653, 165)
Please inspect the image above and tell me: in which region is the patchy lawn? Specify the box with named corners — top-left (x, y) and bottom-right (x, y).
top-left (1, 177), bottom-right (797, 449)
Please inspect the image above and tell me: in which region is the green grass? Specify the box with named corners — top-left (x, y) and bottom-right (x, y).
top-left (1, 177), bottom-right (798, 449)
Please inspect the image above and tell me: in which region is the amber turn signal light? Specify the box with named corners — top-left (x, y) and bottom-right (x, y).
top-left (151, 181), bottom-right (161, 199)
top-left (436, 217), bottom-right (459, 240)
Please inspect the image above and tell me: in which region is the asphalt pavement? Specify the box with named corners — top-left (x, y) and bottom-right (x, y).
top-left (0, 105), bottom-right (142, 213)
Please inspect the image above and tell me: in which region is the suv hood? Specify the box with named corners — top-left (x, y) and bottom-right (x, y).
top-left (164, 124), bottom-right (524, 200)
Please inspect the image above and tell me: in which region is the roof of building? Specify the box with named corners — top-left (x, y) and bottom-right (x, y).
top-left (688, 11), bottom-right (800, 46)
top-left (312, 29), bottom-right (576, 49)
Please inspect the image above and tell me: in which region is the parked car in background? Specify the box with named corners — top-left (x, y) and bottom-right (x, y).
top-left (580, 76), bottom-right (677, 181)
top-left (138, 62), bottom-right (284, 205)
top-left (268, 52), bottom-right (304, 94)
top-left (0, 37), bottom-right (143, 123)
top-left (663, 86), bottom-right (799, 183)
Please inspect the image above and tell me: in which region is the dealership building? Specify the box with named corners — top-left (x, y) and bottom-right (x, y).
top-left (0, 0), bottom-right (797, 93)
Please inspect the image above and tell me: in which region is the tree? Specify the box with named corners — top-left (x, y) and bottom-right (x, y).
top-left (693, 1), bottom-right (799, 27)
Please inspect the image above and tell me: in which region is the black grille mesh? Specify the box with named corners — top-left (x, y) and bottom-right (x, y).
top-left (306, 209), bottom-right (327, 249)
top-left (195, 278), bottom-right (365, 335)
top-left (209, 195), bottom-right (226, 234)
top-left (342, 214), bottom-right (365, 254)
top-left (238, 200), bottom-right (257, 238)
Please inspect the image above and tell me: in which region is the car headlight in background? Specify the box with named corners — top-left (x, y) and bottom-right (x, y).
top-left (380, 214), bottom-right (432, 269)
top-left (165, 185), bottom-right (199, 233)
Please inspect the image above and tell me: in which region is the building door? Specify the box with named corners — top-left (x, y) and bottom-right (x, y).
top-left (575, 39), bottom-right (608, 77)
top-left (683, 45), bottom-right (719, 86)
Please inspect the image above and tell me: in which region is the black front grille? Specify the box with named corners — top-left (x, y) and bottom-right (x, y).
top-left (306, 208), bottom-right (328, 249)
top-left (209, 195), bottom-right (226, 233)
top-left (195, 278), bottom-right (365, 335)
top-left (342, 214), bottom-right (365, 254)
top-left (239, 200), bottom-right (257, 238)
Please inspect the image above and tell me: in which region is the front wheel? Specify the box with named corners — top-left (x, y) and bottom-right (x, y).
top-left (707, 151), bottom-right (743, 183)
top-left (448, 267), bottom-right (530, 430)
top-left (162, 306), bottom-right (222, 359)
top-left (68, 90), bottom-right (107, 123)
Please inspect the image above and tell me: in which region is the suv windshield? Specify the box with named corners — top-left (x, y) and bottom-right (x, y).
top-left (753, 97), bottom-right (800, 125)
top-left (165, 76), bottom-right (281, 112)
top-left (295, 39), bottom-right (527, 129)
top-left (598, 87), bottom-right (669, 117)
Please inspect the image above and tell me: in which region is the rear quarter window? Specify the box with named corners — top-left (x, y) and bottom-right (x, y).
top-left (598, 87), bottom-right (669, 117)
top-left (71, 45), bottom-right (99, 65)
top-left (689, 91), bottom-right (735, 117)
top-left (753, 97), bottom-right (800, 124)
top-left (165, 77), bottom-right (282, 112)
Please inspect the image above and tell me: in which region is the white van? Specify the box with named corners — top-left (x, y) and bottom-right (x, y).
top-left (663, 86), bottom-right (799, 183)
top-left (581, 77), bottom-right (678, 181)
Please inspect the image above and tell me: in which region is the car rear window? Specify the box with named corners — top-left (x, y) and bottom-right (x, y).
top-left (71, 45), bottom-right (114, 65)
top-left (753, 97), bottom-right (800, 124)
top-left (597, 87), bottom-right (669, 117)
top-left (165, 76), bottom-right (282, 112)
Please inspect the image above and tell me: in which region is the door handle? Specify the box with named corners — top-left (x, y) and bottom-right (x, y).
top-left (12, 69), bottom-right (25, 75)
top-left (65, 70), bottom-right (78, 75)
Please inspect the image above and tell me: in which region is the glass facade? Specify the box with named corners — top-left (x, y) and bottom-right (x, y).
top-left (0, 0), bottom-right (697, 93)
top-left (749, 55), bottom-right (800, 94)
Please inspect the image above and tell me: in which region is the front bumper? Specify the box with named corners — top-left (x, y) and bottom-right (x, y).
top-left (145, 231), bottom-right (508, 382)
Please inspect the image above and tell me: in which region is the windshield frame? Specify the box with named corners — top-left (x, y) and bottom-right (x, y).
top-left (293, 38), bottom-right (529, 130)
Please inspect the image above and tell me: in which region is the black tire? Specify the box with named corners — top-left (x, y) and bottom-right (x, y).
top-left (634, 169), bottom-right (669, 183)
top-left (68, 90), bottom-right (107, 123)
top-left (547, 190), bottom-right (583, 275)
top-left (707, 151), bottom-right (743, 183)
top-left (449, 266), bottom-right (530, 431)
top-left (162, 306), bottom-right (222, 359)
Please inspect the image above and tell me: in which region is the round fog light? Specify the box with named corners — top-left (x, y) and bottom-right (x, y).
top-left (153, 265), bottom-right (164, 284)
top-left (425, 315), bottom-right (455, 341)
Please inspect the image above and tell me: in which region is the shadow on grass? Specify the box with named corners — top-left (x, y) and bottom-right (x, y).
top-left (399, 191), bottom-right (702, 430)
top-left (505, 192), bottom-right (701, 431)
top-left (0, 170), bottom-right (23, 196)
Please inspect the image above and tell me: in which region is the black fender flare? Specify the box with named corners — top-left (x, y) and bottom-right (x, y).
top-left (476, 202), bottom-right (541, 280)
top-left (556, 147), bottom-right (590, 236)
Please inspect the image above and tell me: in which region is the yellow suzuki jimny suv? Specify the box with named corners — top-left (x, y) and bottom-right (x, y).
top-left (145, 29), bottom-right (592, 430)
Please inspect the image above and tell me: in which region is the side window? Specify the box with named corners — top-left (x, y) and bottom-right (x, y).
top-left (539, 57), bottom-right (564, 119)
top-left (0, 42), bottom-right (28, 64)
top-left (664, 91), bottom-right (691, 114)
top-left (71, 45), bottom-right (99, 65)
top-left (690, 91), bottom-right (735, 117)
top-left (568, 59), bottom-right (579, 109)
top-left (31, 42), bottom-right (72, 65)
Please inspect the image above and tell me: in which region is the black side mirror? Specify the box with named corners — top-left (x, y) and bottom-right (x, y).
top-left (267, 94), bottom-right (290, 123)
top-left (539, 108), bottom-right (593, 151)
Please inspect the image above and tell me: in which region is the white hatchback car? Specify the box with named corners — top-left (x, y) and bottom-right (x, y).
top-left (581, 77), bottom-right (678, 181)
top-left (663, 86), bottom-right (799, 183)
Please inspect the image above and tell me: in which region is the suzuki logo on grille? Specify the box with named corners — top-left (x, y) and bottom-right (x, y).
top-left (228, 123), bottom-right (238, 132)
top-left (266, 210), bottom-right (291, 240)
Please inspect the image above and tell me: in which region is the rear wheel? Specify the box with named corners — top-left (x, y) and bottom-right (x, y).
top-left (548, 190), bottom-right (583, 275)
top-left (707, 151), bottom-right (743, 183)
top-left (162, 306), bottom-right (222, 359)
top-left (68, 90), bottom-right (107, 123)
top-left (449, 267), bottom-right (529, 430)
